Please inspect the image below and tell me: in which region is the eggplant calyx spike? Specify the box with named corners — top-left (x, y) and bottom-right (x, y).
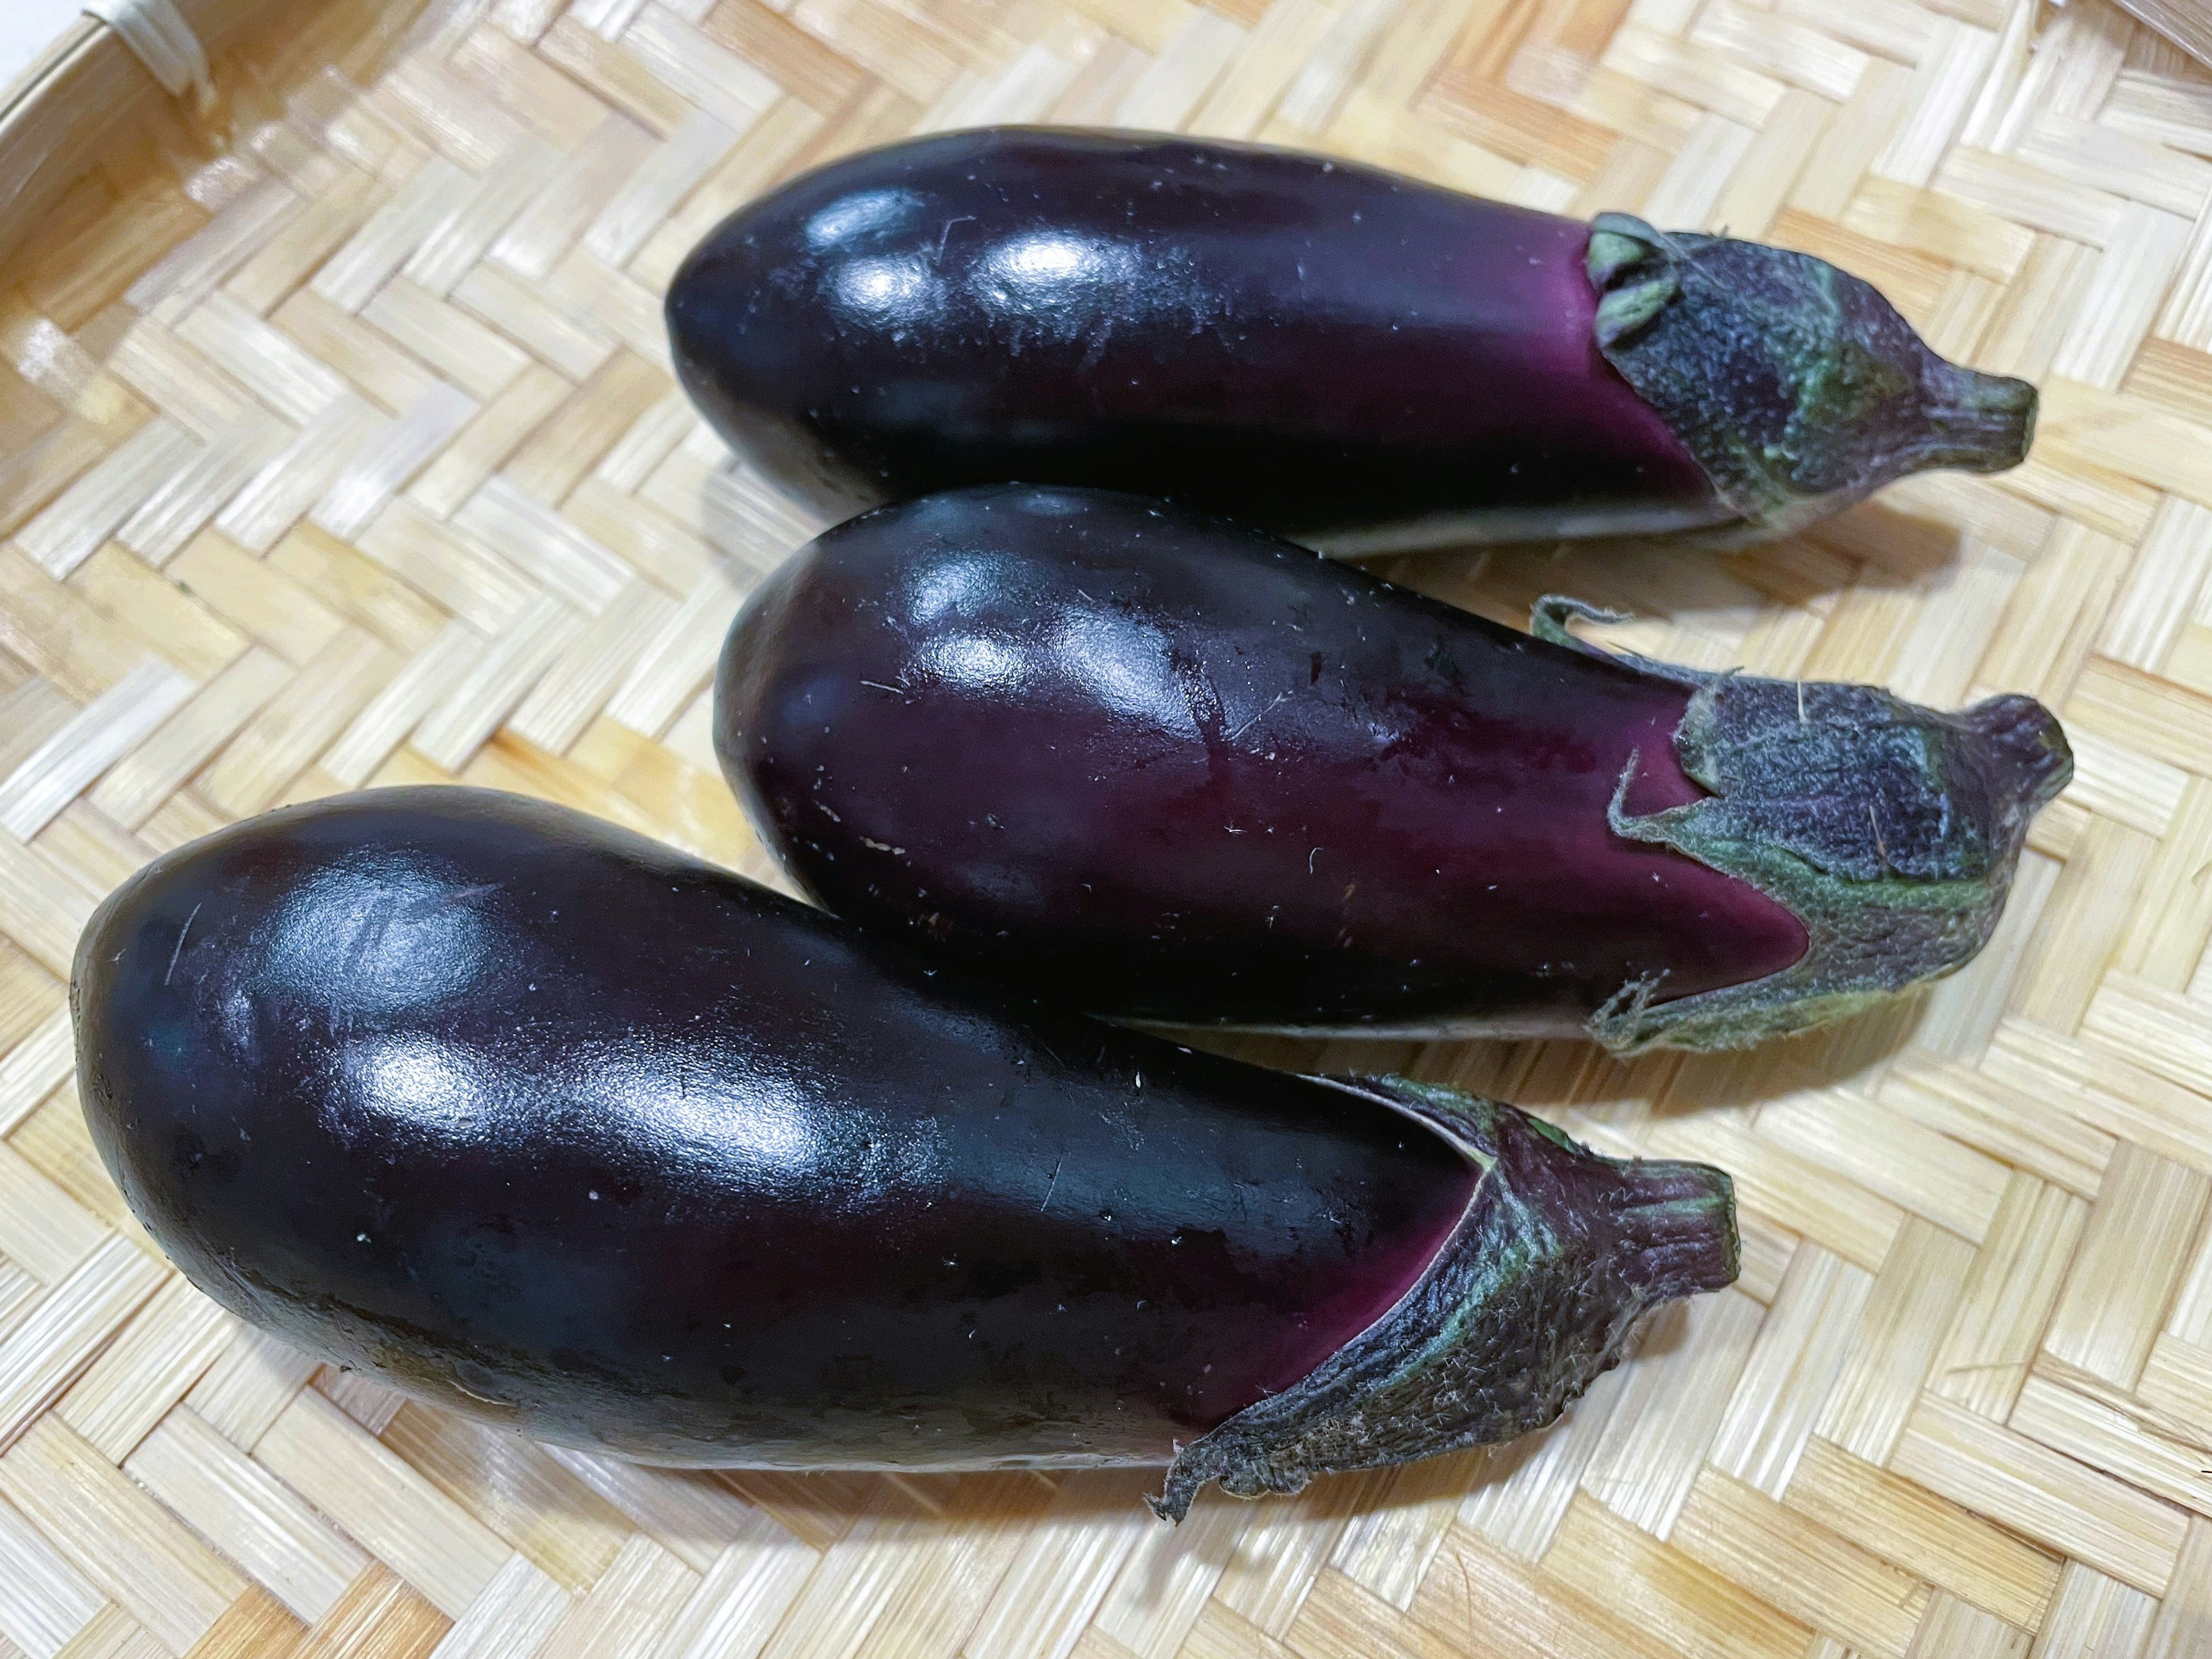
top-left (1585, 212), bottom-right (2038, 542)
top-left (1152, 1081), bottom-right (1735, 1523)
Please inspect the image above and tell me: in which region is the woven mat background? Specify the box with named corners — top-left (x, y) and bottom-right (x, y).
top-left (3, 0), bottom-right (2212, 1654)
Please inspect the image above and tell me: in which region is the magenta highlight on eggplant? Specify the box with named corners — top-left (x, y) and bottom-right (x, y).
top-left (715, 485), bottom-right (2072, 1052)
top-left (666, 126), bottom-right (2036, 554)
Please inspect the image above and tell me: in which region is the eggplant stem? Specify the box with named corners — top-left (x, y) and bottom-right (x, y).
top-left (1585, 213), bottom-right (2037, 541)
top-left (1152, 1081), bottom-right (1734, 1522)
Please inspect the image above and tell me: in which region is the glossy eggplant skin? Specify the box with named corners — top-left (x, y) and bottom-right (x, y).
top-left (718, 486), bottom-right (1809, 1036)
top-left (667, 126), bottom-right (1729, 546)
top-left (73, 787), bottom-right (1488, 1467)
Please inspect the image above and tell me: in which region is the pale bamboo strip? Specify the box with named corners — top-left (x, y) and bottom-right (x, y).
top-left (2007, 816), bottom-right (2158, 1033)
top-left (0, 1013), bottom-right (72, 1141)
top-left (2140, 1516), bottom-right (2212, 1658)
top-left (1574, 1287), bottom-right (1765, 1538)
top-left (1755, 1088), bottom-right (2010, 1241)
top-left (426, 1552), bottom-right (571, 1659)
top-left (356, 498), bottom-right (540, 634)
top-left (312, 156), bottom-right (474, 313)
top-left (645, 1529), bottom-right (818, 1659)
top-left (0, 1488), bottom-right (103, 1659)
top-left (1987, 1017), bottom-right (2212, 1172)
top-left (181, 1327), bottom-right (317, 1453)
top-left (2118, 777), bottom-right (2212, 990)
top-left (11, 419), bottom-right (198, 582)
top-left (1875, 1052), bottom-right (2109, 1198)
top-left (1211, 1479), bottom-right (1363, 1644)
top-left (535, 1534), bottom-right (699, 1659)
top-left (410, 594), bottom-right (585, 770)
top-left (1816, 1218), bottom-right (1978, 1465)
top-left (538, 1450), bottom-right (770, 1575)
top-left (1391, 1525), bottom-right (1681, 1659)
top-left (1540, 1493), bottom-right (1812, 1659)
top-left (1906, 1593), bottom-right (2031, 1658)
top-left (52, 1277), bottom-right (230, 1461)
top-left (404, 139), bottom-right (566, 298)
top-left (0, 1416), bottom-right (245, 1654)
top-left (255, 1389), bottom-right (510, 1619)
top-left (603, 569), bottom-right (742, 738)
top-left (1670, 1467), bottom-right (1927, 1658)
top-left (196, 627), bottom-right (397, 815)
top-left (408, 365), bottom-right (574, 517)
top-left (378, 1404), bottom-right (633, 1593)
top-left (1930, 1171), bottom-right (2088, 1419)
top-left (313, 1367), bottom-right (407, 1435)
top-left (0, 1240), bottom-right (165, 1449)
top-left (0, 1267), bottom-right (34, 1349)
top-left (175, 293), bottom-right (351, 426)
top-left (1785, 1437), bottom-right (2059, 1631)
top-left (2050, 200), bottom-right (2199, 389)
top-left (2010, 1369), bottom-right (2212, 1523)
top-left (1091, 1489), bottom-right (1252, 1657)
top-left (130, 180), bottom-right (306, 328)
top-left (2041, 1142), bottom-right (2210, 1389)
top-left (284, 1563), bottom-right (449, 1657)
top-left (1892, 1394), bottom-right (2186, 1595)
top-left (123, 1407), bottom-right (367, 1623)
top-left (450, 262), bottom-right (616, 381)
top-left (2081, 972), bottom-right (2212, 1103)
top-left (0, 664), bottom-right (194, 843)
top-left (843, 1478), bottom-right (1059, 1659)
top-left (1643, 1113), bottom-right (1903, 1272)
top-left (450, 477), bottom-right (632, 614)
top-left (2028, 1561), bottom-right (2158, 1659)
top-left (320, 619), bottom-right (488, 786)
top-left (314, 382), bottom-right (481, 540)
top-left (0, 831), bottom-right (99, 980)
top-left (584, 112), bottom-right (744, 270)
top-left (84, 648), bottom-right (293, 831)
top-left (214, 392), bottom-right (384, 552)
top-left (964, 1472), bottom-right (1155, 1659)
top-left (1710, 1243), bottom-right (1876, 1499)
top-left (361, 279), bottom-right (532, 402)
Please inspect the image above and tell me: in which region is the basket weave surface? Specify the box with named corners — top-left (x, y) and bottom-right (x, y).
top-left (3, 0), bottom-right (2212, 1654)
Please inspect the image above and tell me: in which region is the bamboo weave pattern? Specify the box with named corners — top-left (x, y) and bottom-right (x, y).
top-left (4, 0), bottom-right (2212, 1653)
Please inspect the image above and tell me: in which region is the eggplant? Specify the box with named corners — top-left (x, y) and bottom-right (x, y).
top-left (73, 786), bottom-right (1735, 1517)
top-left (666, 126), bottom-right (2036, 553)
top-left (715, 486), bottom-right (2072, 1052)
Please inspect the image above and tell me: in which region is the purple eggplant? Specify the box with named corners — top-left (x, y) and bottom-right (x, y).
top-left (715, 486), bottom-right (2071, 1051)
top-left (73, 786), bottom-right (1734, 1517)
top-left (666, 126), bottom-right (2035, 552)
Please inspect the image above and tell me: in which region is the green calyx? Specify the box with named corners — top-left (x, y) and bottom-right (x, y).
top-left (1152, 1080), bottom-right (1737, 1522)
top-left (1532, 597), bottom-right (2074, 1054)
top-left (1585, 213), bottom-right (2038, 543)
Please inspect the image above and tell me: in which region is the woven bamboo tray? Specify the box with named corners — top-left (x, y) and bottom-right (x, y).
top-left (3, 0), bottom-right (2212, 1654)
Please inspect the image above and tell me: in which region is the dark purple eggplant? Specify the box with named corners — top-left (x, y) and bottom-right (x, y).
top-left (73, 786), bottom-right (1734, 1517)
top-left (715, 486), bottom-right (2072, 1052)
top-left (666, 126), bottom-right (2035, 552)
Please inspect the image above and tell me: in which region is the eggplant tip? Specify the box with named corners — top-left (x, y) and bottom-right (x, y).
top-left (1608, 1159), bottom-right (1740, 1301)
top-left (1920, 363), bottom-right (2039, 476)
top-left (1961, 691), bottom-right (2073, 814)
